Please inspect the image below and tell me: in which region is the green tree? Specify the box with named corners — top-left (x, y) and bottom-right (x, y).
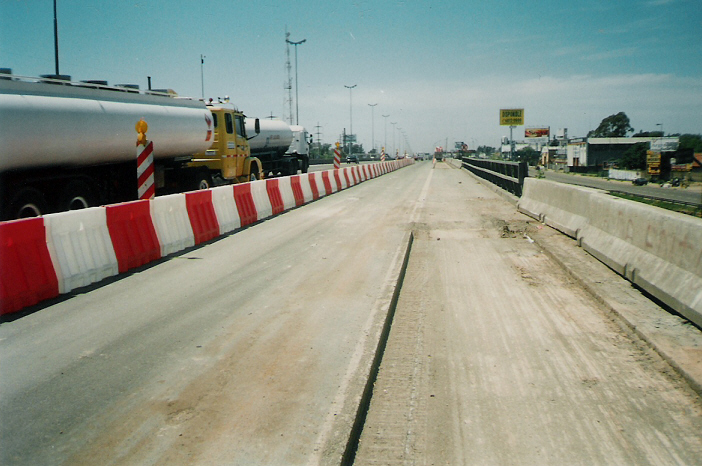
top-left (679, 134), bottom-right (702, 152)
top-left (619, 142), bottom-right (648, 169)
top-left (516, 147), bottom-right (540, 165)
top-left (588, 112), bottom-right (633, 138)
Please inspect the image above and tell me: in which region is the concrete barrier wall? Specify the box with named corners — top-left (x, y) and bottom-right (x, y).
top-left (518, 177), bottom-right (702, 327)
top-left (0, 159), bottom-right (415, 315)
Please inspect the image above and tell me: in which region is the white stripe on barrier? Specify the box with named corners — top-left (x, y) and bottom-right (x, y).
top-left (211, 185), bottom-right (241, 234)
top-left (250, 179), bottom-right (273, 220)
top-left (299, 173), bottom-right (314, 203)
top-left (278, 176), bottom-right (297, 210)
top-left (44, 207), bottom-right (118, 294)
top-left (151, 193), bottom-right (196, 257)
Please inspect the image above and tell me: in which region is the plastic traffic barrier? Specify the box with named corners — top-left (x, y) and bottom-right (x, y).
top-left (185, 190), bottom-right (220, 245)
top-left (266, 179), bottom-right (285, 215)
top-left (250, 180), bottom-right (273, 221)
top-left (321, 171), bottom-right (334, 195)
top-left (307, 172), bottom-right (321, 200)
top-left (0, 218), bottom-right (59, 315)
top-left (106, 200), bottom-right (161, 273)
top-left (151, 193), bottom-right (196, 256)
top-left (211, 185), bottom-right (240, 234)
top-left (233, 183), bottom-right (258, 227)
top-left (44, 207), bottom-right (118, 294)
top-left (333, 170), bottom-right (344, 191)
top-left (289, 175), bottom-right (306, 206)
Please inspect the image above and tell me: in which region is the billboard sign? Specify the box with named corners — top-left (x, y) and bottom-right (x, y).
top-left (525, 127), bottom-right (550, 138)
top-left (500, 108), bottom-right (524, 126)
top-left (650, 137), bottom-right (679, 152)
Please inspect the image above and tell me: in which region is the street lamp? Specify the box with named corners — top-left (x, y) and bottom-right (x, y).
top-left (391, 122), bottom-right (397, 158)
top-left (286, 37), bottom-right (306, 125)
top-left (200, 55), bottom-right (206, 99)
top-left (382, 115), bottom-right (389, 155)
top-left (345, 84), bottom-right (357, 157)
top-left (368, 103), bottom-right (377, 154)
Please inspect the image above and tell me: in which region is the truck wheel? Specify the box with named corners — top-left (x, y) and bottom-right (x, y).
top-left (301, 157), bottom-right (309, 173)
top-left (192, 170), bottom-right (213, 190)
top-left (289, 159), bottom-right (298, 176)
top-left (60, 180), bottom-right (97, 211)
top-left (249, 164), bottom-right (259, 181)
top-left (8, 187), bottom-right (48, 219)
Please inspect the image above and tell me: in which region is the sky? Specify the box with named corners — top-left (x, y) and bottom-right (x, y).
top-left (1, 0), bottom-right (701, 154)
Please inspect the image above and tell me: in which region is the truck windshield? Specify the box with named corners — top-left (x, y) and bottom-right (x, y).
top-left (235, 115), bottom-right (245, 138)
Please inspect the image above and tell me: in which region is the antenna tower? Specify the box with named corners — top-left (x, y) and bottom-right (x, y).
top-left (284, 29), bottom-right (294, 124)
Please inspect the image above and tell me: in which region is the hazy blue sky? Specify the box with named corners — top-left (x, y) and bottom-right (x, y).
top-left (2, 0), bottom-right (700, 153)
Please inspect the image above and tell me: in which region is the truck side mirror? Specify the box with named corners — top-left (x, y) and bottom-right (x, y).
top-left (255, 118), bottom-right (261, 135)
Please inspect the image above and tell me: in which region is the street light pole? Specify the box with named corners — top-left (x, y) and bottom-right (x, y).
top-left (345, 84), bottom-right (357, 157)
top-left (391, 122), bottom-right (397, 158)
top-left (53, 0), bottom-right (60, 76)
top-left (368, 103), bottom-right (377, 154)
top-left (200, 55), bottom-right (205, 99)
top-left (382, 114), bottom-right (389, 155)
top-left (286, 38), bottom-right (306, 125)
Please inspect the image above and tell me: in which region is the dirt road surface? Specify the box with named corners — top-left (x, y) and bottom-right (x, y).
top-left (1, 161), bottom-right (700, 465)
top-left (355, 162), bottom-right (702, 465)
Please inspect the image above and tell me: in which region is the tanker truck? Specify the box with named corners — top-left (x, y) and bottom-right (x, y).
top-left (0, 74), bottom-right (266, 220)
top-left (245, 118), bottom-right (311, 177)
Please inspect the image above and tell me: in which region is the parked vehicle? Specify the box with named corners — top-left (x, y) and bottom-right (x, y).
top-left (346, 155), bottom-right (359, 164)
top-left (632, 177), bottom-right (648, 186)
top-left (0, 74), bottom-right (311, 220)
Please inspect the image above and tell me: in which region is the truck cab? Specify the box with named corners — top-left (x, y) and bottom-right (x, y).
top-left (189, 103), bottom-right (263, 184)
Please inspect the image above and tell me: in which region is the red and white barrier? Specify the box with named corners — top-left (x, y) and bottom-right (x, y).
top-left (0, 159), bottom-right (415, 315)
top-left (44, 207), bottom-right (118, 294)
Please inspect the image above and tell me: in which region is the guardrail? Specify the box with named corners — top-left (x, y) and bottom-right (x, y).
top-left (460, 157), bottom-right (528, 196)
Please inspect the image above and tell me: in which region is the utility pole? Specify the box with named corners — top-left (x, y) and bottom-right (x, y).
top-left (286, 36), bottom-right (306, 125)
top-left (368, 103), bottom-right (377, 153)
top-left (284, 30), bottom-right (294, 124)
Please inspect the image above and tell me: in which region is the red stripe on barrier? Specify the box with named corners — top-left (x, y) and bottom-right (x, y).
top-left (321, 172), bottom-right (333, 195)
top-left (342, 169), bottom-right (351, 187)
top-left (351, 167), bottom-right (359, 184)
top-left (233, 183), bottom-right (258, 227)
top-left (0, 218), bottom-right (59, 315)
top-left (106, 200), bottom-right (161, 273)
top-left (266, 179), bottom-right (285, 215)
top-left (290, 176), bottom-right (305, 206)
top-left (333, 170), bottom-right (343, 191)
top-left (308, 173), bottom-right (320, 200)
top-left (363, 165), bottom-right (369, 180)
top-left (185, 190), bottom-right (219, 245)
top-left (137, 161), bottom-right (154, 187)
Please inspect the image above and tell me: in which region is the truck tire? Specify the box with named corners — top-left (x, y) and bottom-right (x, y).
top-left (302, 157), bottom-right (309, 173)
top-left (288, 159), bottom-right (298, 176)
top-left (59, 179), bottom-right (97, 212)
top-left (7, 187), bottom-right (48, 219)
top-left (191, 169), bottom-right (213, 190)
top-left (249, 163), bottom-right (259, 181)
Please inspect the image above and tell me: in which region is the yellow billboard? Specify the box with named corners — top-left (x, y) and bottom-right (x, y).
top-left (500, 108), bottom-right (524, 126)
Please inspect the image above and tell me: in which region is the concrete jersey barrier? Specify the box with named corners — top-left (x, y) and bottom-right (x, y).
top-left (518, 177), bottom-right (702, 327)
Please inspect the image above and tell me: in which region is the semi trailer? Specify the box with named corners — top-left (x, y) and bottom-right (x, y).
top-left (0, 74), bottom-right (310, 221)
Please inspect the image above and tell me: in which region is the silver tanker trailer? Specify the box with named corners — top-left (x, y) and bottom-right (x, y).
top-left (245, 118), bottom-right (311, 176)
top-left (0, 75), bottom-right (213, 220)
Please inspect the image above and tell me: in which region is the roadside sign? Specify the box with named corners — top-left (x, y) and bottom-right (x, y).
top-left (500, 109), bottom-right (524, 126)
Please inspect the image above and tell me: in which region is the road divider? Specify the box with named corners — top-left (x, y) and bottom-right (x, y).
top-left (0, 160), bottom-right (414, 315)
top-left (518, 177), bottom-right (702, 327)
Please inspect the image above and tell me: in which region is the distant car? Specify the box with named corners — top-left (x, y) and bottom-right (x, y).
top-left (346, 155), bottom-right (359, 164)
top-left (632, 177), bottom-right (648, 186)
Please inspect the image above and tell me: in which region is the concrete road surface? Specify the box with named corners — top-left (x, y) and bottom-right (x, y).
top-left (356, 162), bottom-right (702, 464)
top-left (1, 160), bottom-right (700, 465)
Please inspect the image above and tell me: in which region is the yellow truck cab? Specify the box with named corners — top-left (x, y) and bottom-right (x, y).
top-left (189, 102), bottom-right (263, 185)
